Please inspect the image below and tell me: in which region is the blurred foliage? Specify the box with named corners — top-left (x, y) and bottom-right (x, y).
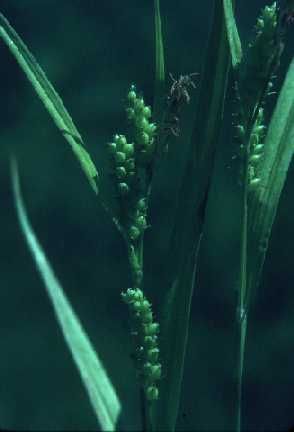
top-left (0, 0), bottom-right (293, 430)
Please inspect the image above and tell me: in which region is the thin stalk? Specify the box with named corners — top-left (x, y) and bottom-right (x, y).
top-left (126, 236), bottom-right (154, 432)
top-left (236, 315), bottom-right (247, 432)
top-left (236, 123), bottom-right (251, 432)
top-left (140, 388), bottom-right (147, 432)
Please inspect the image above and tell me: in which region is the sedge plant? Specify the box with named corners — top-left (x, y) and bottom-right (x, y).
top-left (0, 0), bottom-right (293, 430)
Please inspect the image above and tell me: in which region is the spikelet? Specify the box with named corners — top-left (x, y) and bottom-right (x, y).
top-left (238, 3), bottom-right (280, 124)
top-left (121, 288), bottom-right (161, 401)
top-left (232, 3), bottom-right (283, 193)
top-left (126, 85), bottom-right (157, 165)
top-left (128, 198), bottom-right (148, 241)
top-left (107, 134), bottom-right (136, 197)
top-left (247, 108), bottom-right (265, 191)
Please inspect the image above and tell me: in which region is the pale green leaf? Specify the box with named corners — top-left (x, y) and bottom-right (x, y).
top-left (11, 160), bottom-right (120, 431)
top-left (0, 13), bottom-right (98, 194)
top-left (248, 57), bottom-right (294, 298)
top-left (153, 0), bottom-right (165, 121)
top-left (152, 1), bottom-right (233, 430)
top-left (223, 0), bottom-right (242, 68)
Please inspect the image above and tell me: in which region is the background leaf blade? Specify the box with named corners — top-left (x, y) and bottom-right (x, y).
top-left (153, 0), bottom-right (165, 121)
top-left (11, 160), bottom-right (120, 431)
top-left (152, 1), bottom-right (233, 429)
top-left (248, 57), bottom-right (294, 296)
top-left (223, 0), bottom-right (242, 68)
top-left (0, 13), bottom-right (99, 194)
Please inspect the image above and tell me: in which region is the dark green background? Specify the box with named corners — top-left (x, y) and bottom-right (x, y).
top-left (0, 1), bottom-right (293, 430)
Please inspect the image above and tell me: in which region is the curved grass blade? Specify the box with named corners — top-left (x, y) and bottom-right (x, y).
top-left (248, 57), bottom-right (294, 299)
top-left (223, 0), bottom-right (242, 68)
top-left (11, 159), bottom-right (120, 431)
top-left (152, 1), bottom-right (233, 430)
top-left (0, 13), bottom-right (98, 194)
top-left (153, 0), bottom-right (165, 121)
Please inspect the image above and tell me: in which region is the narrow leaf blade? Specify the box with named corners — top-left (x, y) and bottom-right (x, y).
top-left (11, 160), bottom-right (120, 431)
top-left (152, 1), bottom-right (233, 430)
top-left (248, 57), bottom-right (294, 297)
top-left (0, 13), bottom-right (98, 194)
top-left (153, 0), bottom-right (165, 121)
top-left (223, 0), bottom-right (242, 68)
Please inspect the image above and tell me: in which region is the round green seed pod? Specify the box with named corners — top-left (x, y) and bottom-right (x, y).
top-left (115, 152), bottom-right (126, 164)
top-left (138, 131), bottom-right (150, 146)
top-left (145, 123), bottom-right (156, 136)
top-left (253, 144), bottom-right (264, 153)
top-left (249, 177), bottom-right (261, 189)
top-left (236, 125), bottom-right (245, 138)
top-left (107, 142), bottom-right (116, 154)
top-left (250, 154), bottom-right (262, 163)
top-left (144, 336), bottom-right (157, 349)
top-left (143, 106), bottom-right (152, 118)
top-left (146, 386), bottom-right (159, 401)
top-left (133, 289), bottom-right (144, 301)
top-left (139, 299), bottom-right (151, 312)
top-left (150, 364), bottom-right (161, 380)
top-left (142, 311), bottom-right (153, 324)
top-left (144, 323), bottom-right (160, 336)
top-left (143, 363), bottom-right (161, 381)
top-left (143, 362), bottom-right (153, 376)
top-left (129, 226), bottom-right (141, 241)
top-left (123, 143), bottom-right (135, 157)
top-left (132, 301), bottom-right (142, 312)
top-left (136, 116), bottom-right (148, 130)
top-left (257, 18), bottom-right (264, 29)
top-left (116, 166), bottom-right (127, 179)
top-left (136, 215), bottom-right (147, 230)
top-left (128, 90), bottom-right (137, 101)
top-left (134, 98), bottom-right (145, 112)
top-left (256, 125), bottom-right (266, 133)
top-left (126, 108), bottom-right (135, 119)
top-left (115, 134), bottom-right (127, 150)
top-left (137, 198), bottom-right (147, 212)
top-left (146, 348), bottom-right (159, 362)
top-left (121, 288), bottom-right (136, 303)
top-left (118, 182), bottom-right (129, 196)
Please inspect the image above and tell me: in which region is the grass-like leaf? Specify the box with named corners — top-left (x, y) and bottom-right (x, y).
top-left (223, 0), bottom-right (242, 68)
top-left (153, 0), bottom-right (165, 121)
top-left (0, 13), bottom-right (99, 194)
top-left (248, 57), bottom-right (294, 299)
top-left (11, 160), bottom-right (120, 431)
top-left (152, 1), bottom-right (233, 430)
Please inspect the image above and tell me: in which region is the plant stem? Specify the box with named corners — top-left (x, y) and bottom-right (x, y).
top-left (126, 237), bottom-right (155, 432)
top-left (236, 122), bottom-right (250, 432)
top-left (236, 314), bottom-right (247, 432)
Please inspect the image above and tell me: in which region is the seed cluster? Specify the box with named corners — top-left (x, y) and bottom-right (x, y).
top-left (236, 108), bottom-right (266, 191)
top-left (121, 288), bottom-right (161, 401)
top-left (234, 3), bottom-right (280, 193)
top-left (247, 109), bottom-right (265, 190)
top-left (239, 3), bottom-right (278, 119)
top-left (108, 134), bottom-right (135, 197)
top-left (126, 85), bottom-right (157, 164)
top-left (128, 198), bottom-right (148, 241)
